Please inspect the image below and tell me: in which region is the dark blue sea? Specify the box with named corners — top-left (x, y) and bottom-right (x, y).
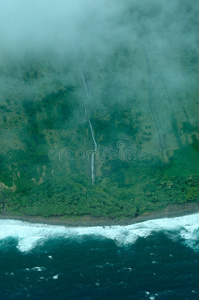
top-left (0, 214), bottom-right (199, 299)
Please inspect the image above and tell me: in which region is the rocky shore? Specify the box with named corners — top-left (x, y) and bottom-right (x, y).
top-left (0, 202), bottom-right (199, 227)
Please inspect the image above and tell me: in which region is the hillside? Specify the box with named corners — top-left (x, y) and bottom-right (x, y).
top-left (0, 0), bottom-right (199, 219)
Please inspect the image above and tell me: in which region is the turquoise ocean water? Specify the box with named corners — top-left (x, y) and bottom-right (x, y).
top-left (0, 214), bottom-right (199, 299)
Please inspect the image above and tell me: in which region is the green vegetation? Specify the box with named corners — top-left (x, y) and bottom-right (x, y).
top-left (0, 48), bottom-right (198, 220)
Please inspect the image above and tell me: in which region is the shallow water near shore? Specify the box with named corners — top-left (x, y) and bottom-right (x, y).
top-left (1, 214), bottom-right (199, 299)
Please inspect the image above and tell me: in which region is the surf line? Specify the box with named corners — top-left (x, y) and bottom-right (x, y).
top-left (74, 49), bottom-right (98, 184)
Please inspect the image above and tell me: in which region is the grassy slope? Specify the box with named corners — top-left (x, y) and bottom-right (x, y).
top-left (0, 49), bottom-right (198, 219)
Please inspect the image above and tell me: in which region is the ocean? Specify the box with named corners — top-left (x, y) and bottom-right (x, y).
top-left (0, 214), bottom-right (199, 299)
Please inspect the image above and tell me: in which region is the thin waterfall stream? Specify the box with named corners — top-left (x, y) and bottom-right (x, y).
top-left (74, 51), bottom-right (98, 184)
top-left (88, 120), bottom-right (98, 184)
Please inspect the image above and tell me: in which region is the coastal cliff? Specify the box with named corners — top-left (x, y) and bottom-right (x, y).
top-left (0, 1), bottom-right (198, 218)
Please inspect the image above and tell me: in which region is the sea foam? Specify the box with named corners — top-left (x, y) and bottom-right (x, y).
top-left (0, 213), bottom-right (199, 252)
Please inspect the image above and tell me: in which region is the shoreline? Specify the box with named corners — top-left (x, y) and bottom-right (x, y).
top-left (0, 202), bottom-right (199, 227)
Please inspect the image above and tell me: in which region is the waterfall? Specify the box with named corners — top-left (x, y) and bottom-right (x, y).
top-left (88, 120), bottom-right (98, 184)
top-left (74, 50), bottom-right (97, 184)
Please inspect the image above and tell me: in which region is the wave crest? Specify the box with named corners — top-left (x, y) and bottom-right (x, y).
top-left (0, 213), bottom-right (199, 252)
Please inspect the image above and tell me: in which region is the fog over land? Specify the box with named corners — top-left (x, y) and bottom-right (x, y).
top-left (1, 0), bottom-right (198, 151)
top-left (1, 0), bottom-right (198, 72)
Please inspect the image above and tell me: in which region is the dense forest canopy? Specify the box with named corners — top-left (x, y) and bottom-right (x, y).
top-left (0, 0), bottom-right (198, 218)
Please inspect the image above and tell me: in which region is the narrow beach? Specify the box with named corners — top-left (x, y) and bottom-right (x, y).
top-left (0, 202), bottom-right (199, 227)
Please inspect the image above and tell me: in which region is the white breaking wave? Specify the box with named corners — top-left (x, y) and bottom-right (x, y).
top-left (0, 213), bottom-right (199, 252)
